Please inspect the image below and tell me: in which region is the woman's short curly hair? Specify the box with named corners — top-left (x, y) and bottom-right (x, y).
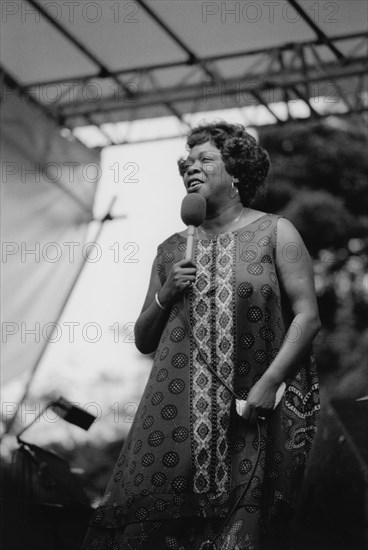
top-left (177, 121), bottom-right (270, 205)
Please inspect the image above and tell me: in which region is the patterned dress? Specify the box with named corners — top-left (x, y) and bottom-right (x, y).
top-left (81, 214), bottom-right (319, 550)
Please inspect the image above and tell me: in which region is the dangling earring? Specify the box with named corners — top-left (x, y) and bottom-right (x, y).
top-left (229, 179), bottom-right (239, 199)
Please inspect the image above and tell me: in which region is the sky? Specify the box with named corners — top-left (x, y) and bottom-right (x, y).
top-left (2, 135), bottom-right (187, 448)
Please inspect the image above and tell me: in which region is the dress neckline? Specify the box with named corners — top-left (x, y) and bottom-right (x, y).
top-left (175, 213), bottom-right (270, 241)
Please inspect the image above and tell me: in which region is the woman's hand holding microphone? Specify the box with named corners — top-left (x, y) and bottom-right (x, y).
top-left (157, 259), bottom-right (197, 309)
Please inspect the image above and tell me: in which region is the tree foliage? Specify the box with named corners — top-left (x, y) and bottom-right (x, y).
top-left (256, 118), bottom-right (368, 399)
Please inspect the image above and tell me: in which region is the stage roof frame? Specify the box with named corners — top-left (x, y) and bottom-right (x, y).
top-left (1, 0), bottom-right (367, 147)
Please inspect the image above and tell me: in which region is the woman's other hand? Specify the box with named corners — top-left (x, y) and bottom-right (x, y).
top-left (241, 377), bottom-right (280, 424)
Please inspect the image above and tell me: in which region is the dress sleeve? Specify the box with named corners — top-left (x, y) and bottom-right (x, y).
top-left (156, 233), bottom-right (185, 286)
top-left (156, 243), bottom-right (166, 286)
top-left (271, 214), bottom-right (284, 263)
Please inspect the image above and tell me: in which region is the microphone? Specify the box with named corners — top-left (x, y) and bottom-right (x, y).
top-left (180, 194), bottom-right (206, 260)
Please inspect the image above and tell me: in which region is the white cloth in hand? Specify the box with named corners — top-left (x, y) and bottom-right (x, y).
top-left (236, 382), bottom-right (286, 417)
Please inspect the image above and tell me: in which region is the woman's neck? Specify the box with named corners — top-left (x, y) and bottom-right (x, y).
top-left (201, 200), bottom-right (244, 233)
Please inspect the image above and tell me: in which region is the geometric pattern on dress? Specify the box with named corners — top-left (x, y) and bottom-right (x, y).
top-left (214, 234), bottom-right (236, 492)
top-left (283, 368), bottom-right (320, 460)
top-left (191, 235), bottom-right (235, 494)
top-left (191, 238), bottom-right (213, 493)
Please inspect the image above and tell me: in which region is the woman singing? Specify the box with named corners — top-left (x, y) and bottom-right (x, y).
top-left (81, 121), bottom-right (321, 550)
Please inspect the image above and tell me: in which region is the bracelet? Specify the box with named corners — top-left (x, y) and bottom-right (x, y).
top-left (155, 291), bottom-right (166, 310)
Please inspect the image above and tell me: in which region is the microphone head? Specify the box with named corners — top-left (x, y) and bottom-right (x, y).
top-left (180, 194), bottom-right (206, 227)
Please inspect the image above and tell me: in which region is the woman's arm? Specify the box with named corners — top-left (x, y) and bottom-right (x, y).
top-left (242, 217), bottom-right (321, 423)
top-left (134, 256), bottom-right (196, 354)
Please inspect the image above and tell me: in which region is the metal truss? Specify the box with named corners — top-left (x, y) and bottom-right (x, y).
top-left (17, 0), bottom-right (368, 146)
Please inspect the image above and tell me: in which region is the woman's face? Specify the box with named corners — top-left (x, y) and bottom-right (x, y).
top-left (182, 141), bottom-right (233, 204)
